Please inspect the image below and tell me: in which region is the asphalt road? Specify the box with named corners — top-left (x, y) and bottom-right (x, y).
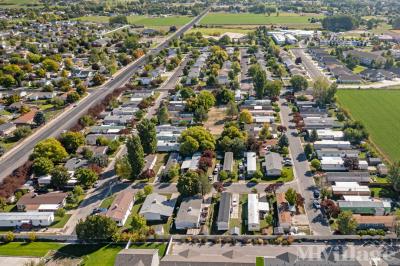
top-left (0, 9), bottom-right (209, 182)
top-left (291, 47), bottom-right (327, 81)
top-left (279, 94), bottom-right (331, 236)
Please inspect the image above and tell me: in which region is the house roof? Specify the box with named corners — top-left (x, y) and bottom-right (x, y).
top-left (217, 192), bottom-right (231, 224)
top-left (106, 190), bottom-right (134, 222)
top-left (115, 249), bottom-right (158, 266)
top-left (326, 172), bottom-right (371, 183)
top-left (17, 192), bottom-right (68, 210)
top-left (223, 152), bottom-right (234, 171)
top-left (353, 214), bottom-right (395, 229)
top-left (264, 152), bottom-right (282, 171)
top-left (0, 122), bottom-right (15, 131)
top-left (139, 193), bottom-right (176, 218)
top-left (175, 196), bottom-right (202, 226)
top-left (13, 109), bottom-right (38, 124)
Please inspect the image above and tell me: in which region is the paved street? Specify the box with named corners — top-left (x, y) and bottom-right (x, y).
top-left (279, 94), bottom-right (331, 236)
top-left (240, 48), bottom-right (253, 93)
top-left (291, 46), bottom-right (328, 81)
top-left (0, 8), bottom-right (209, 182)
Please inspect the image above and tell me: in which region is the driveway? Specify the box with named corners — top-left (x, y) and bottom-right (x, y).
top-left (279, 95), bottom-right (331, 236)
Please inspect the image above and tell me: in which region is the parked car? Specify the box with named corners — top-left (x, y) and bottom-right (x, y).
top-left (313, 190), bottom-right (320, 199)
top-left (313, 200), bottom-right (321, 209)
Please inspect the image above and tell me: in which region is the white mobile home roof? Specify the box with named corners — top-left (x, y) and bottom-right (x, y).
top-left (315, 129), bottom-right (344, 139)
top-left (248, 194), bottom-right (259, 227)
top-left (343, 195), bottom-right (372, 201)
top-left (321, 157), bottom-right (344, 165)
top-left (246, 152), bottom-right (257, 172)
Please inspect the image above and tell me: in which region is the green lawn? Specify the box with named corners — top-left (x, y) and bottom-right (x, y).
top-left (0, 242), bottom-right (62, 257)
top-left (76, 15), bottom-right (191, 26)
top-left (256, 256), bottom-right (265, 266)
top-left (100, 195), bottom-right (116, 209)
top-left (50, 214), bottom-right (72, 228)
top-left (352, 65), bottom-right (366, 74)
top-left (0, 242), bottom-right (166, 264)
top-left (200, 12), bottom-right (323, 26)
top-left (337, 90), bottom-right (400, 162)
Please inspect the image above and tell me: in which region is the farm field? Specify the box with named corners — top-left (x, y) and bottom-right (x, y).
top-left (336, 90), bottom-right (400, 162)
top-left (76, 15), bottom-right (192, 26)
top-left (187, 27), bottom-right (253, 35)
top-left (199, 12), bottom-right (323, 26)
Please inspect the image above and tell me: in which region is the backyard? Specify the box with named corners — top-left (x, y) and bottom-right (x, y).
top-left (336, 90), bottom-right (400, 162)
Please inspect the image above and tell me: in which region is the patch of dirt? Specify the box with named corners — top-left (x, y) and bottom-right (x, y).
top-left (204, 107), bottom-right (227, 135)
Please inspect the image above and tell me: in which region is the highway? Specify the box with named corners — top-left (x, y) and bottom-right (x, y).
top-left (0, 9), bottom-right (209, 183)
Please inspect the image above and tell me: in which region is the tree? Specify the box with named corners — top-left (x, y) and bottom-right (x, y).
top-left (55, 208), bottom-right (66, 218)
top-left (75, 168), bottom-right (98, 189)
top-left (226, 101), bottom-right (238, 119)
top-left (285, 188), bottom-right (297, 206)
top-left (33, 111), bottom-right (46, 126)
top-left (73, 186), bottom-right (84, 196)
top-left (76, 215), bottom-right (118, 242)
top-left (265, 80), bottom-right (282, 98)
top-left (344, 157), bottom-right (359, 170)
top-left (196, 90), bottom-right (216, 110)
top-left (137, 119), bottom-right (157, 154)
top-left (388, 162), bottom-right (400, 192)
top-left (337, 210), bottom-right (358, 234)
top-left (179, 126), bottom-right (216, 156)
top-left (239, 109), bottom-right (253, 124)
top-left (126, 135), bottom-right (145, 180)
top-left (198, 173), bottom-right (211, 196)
top-left (92, 74), bottom-right (106, 86)
top-left (393, 17), bottom-right (400, 30)
top-left (51, 166), bottom-right (70, 189)
top-left (321, 199), bottom-right (340, 218)
top-left (32, 138), bottom-right (68, 163)
top-left (157, 105), bottom-right (169, 124)
top-left (130, 214), bottom-right (148, 232)
top-left (109, 15), bottom-right (128, 25)
top-left (60, 131), bottom-right (85, 154)
top-left (304, 143), bottom-right (314, 160)
top-left (194, 105), bottom-right (208, 122)
top-left (312, 78), bottom-right (337, 106)
top-left (3, 231), bottom-right (14, 243)
top-left (144, 185), bottom-right (153, 195)
top-left (66, 92), bottom-right (80, 104)
top-left (215, 87), bottom-right (234, 105)
top-left (309, 129), bottom-right (318, 142)
top-left (290, 75), bottom-right (308, 92)
top-left (180, 87), bottom-right (195, 99)
top-left (259, 123), bottom-right (271, 140)
top-left (322, 15), bottom-right (358, 32)
top-left (115, 156), bottom-right (132, 180)
top-left (13, 126), bottom-right (31, 140)
top-left (311, 159), bottom-right (321, 171)
top-left (253, 66), bottom-right (267, 99)
top-left (42, 58), bottom-right (59, 72)
top-left (278, 134), bottom-right (289, 148)
top-left (32, 157), bottom-right (54, 176)
top-left (177, 171), bottom-right (200, 197)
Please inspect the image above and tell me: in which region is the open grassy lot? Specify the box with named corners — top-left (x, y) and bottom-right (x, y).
top-left (200, 12), bottom-right (323, 26)
top-left (337, 90), bottom-right (400, 162)
top-left (0, 242), bottom-right (62, 257)
top-left (0, 242), bottom-right (166, 265)
top-left (76, 15), bottom-right (191, 26)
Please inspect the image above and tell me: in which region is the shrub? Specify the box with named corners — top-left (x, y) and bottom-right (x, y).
top-left (55, 208), bottom-right (66, 218)
top-left (3, 231), bottom-right (14, 243)
top-left (28, 232), bottom-right (36, 242)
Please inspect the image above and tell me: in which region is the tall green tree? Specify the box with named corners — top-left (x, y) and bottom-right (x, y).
top-left (285, 188), bottom-right (297, 206)
top-left (60, 131), bottom-right (85, 154)
top-left (177, 171), bottom-right (201, 197)
top-left (337, 210), bottom-right (358, 234)
top-left (157, 104), bottom-right (169, 125)
top-left (76, 215), bottom-right (118, 242)
top-left (114, 155), bottom-right (132, 180)
top-left (32, 157), bottom-right (54, 176)
top-left (75, 168), bottom-right (98, 189)
top-left (51, 166), bottom-right (70, 189)
top-left (137, 119), bottom-right (157, 154)
top-left (126, 135), bottom-right (145, 180)
top-left (32, 138), bottom-right (68, 163)
top-left (389, 162), bottom-right (400, 192)
top-left (290, 75), bottom-right (308, 92)
top-left (33, 111), bottom-right (46, 126)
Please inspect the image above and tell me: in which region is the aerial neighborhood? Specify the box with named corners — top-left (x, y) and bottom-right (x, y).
top-left (0, 0), bottom-right (400, 265)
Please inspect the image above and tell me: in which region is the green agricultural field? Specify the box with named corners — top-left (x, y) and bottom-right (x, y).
top-left (187, 27), bottom-right (253, 36)
top-left (337, 90), bottom-right (400, 162)
top-left (200, 12), bottom-right (323, 26)
top-left (76, 15), bottom-right (191, 26)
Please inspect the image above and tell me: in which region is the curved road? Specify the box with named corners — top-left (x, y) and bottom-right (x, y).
top-left (0, 9), bottom-right (209, 182)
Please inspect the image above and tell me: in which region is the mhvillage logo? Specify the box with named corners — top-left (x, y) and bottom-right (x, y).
top-left (262, 242), bottom-right (400, 263)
